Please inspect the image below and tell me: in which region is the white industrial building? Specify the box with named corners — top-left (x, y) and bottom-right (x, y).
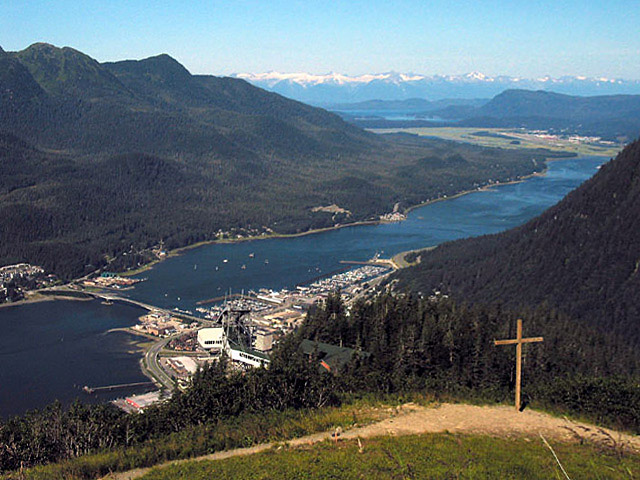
top-left (197, 327), bottom-right (225, 350)
top-left (197, 326), bottom-right (270, 367)
top-left (229, 345), bottom-right (270, 367)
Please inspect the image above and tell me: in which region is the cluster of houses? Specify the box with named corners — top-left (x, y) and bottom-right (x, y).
top-left (0, 263), bottom-right (53, 303)
top-left (379, 212), bottom-right (407, 222)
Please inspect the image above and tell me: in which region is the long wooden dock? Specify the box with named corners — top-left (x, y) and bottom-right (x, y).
top-left (82, 381), bottom-right (155, 394)
top-left (196, 293), bottom-right (247, 306)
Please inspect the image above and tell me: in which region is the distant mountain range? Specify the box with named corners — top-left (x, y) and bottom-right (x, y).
top-left (338, 89), bottom-right (640, 141)
top-left (234, 71), bottom-right (640, 104)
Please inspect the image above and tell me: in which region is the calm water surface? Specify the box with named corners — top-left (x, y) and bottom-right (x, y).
top-left (0, 300), bottom-right (148, 419)
top-left (0, 155), bottom-right (606, 418)
top-left (126, 156), bottom-right (605, 310)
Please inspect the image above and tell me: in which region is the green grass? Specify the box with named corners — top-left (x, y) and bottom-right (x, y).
top-left (140, 433), bottom-right (639, 480)
top-left (371, 127), bottom-right (623, 157)
top-left (1, 401), bottom-right (383, 480)
top-left (5, 391), bottom-right (636, 480)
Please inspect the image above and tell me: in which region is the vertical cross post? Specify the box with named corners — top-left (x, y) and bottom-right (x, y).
top-left (494, 319), bottom-right (543, 411)
top-left (515, 318), bottom-right (522, 412)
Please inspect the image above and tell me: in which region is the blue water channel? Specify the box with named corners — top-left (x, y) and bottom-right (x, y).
top-left (0, 300), bottom-right (148, 419)
top-left (126, 156), bottom-right (606, 310)
top-left (0, 155), bottom-right (607, 418)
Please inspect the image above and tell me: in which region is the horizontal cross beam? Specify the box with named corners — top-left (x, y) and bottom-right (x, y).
top-left (494, 337), bottom-right (544, 346)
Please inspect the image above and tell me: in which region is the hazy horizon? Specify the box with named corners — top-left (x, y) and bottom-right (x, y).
top-left (2, 0), bottom-right (639, 79)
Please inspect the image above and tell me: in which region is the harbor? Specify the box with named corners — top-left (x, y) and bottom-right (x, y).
top-left (0, 156), bottom-right (606, 419)
top-left (96, 263), bottom-right (394, 410)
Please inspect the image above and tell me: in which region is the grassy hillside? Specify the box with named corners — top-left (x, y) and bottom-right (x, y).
top-left (139, 433), bottom-right (639, 480)
top-left (4, 291), bottom-right (639, 478)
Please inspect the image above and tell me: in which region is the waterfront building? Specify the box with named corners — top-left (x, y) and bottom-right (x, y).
top-left (228, 341), bottom-right (270, 367)
top-left (124, 391), bottom-right (163, 413)
top-left (197, 327), bottom-right (225, 349)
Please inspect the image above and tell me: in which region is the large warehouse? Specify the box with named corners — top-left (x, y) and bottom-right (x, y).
top-left (197, 327), bottom-right (225, 350)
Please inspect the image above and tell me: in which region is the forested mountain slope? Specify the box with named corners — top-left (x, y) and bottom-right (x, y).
top-left (3, 42), bottom-right (372, 157)
top-left (0, 43), bottom-right (563, 278)
top-left (395, 140), bottom-right (640, 345)
top-left (477, 89), bottom-right (640, 120)
top-left (453, 90), bottom-right (640, 140)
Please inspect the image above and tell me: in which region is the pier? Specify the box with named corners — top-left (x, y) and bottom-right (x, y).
top-left (83, 381), bottom-right (155, 394)
top-left (339, 259), bottom-right (397, 268)
top-left (196, 293), bottom-right (247, 306)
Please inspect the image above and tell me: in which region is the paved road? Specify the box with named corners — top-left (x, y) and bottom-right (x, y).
top-left (144, 334), bottom-right (176, 390)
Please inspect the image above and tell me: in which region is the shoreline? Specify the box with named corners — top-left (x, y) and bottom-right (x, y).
top-left (2, 153), bottom-right (602, 294)
top-left (122, 220), bottom-right (384, 277)
top-left (403, 162), bottom-right (555, 216)
top-left (120, 158), bottom-right (568, 278)
top-left (0, 153), bottom-right (605, 407)
top-left (0, 291), bottom-right (93, 310)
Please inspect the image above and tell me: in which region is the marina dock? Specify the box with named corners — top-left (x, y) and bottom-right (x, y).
top-left (82, 381), bottom-right (155, 394)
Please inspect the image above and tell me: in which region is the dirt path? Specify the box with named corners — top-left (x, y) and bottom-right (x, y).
top-left (102, 403), bottom-right (640, 480)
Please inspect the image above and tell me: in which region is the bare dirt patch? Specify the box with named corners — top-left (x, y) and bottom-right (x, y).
top-left (102, 403), bottom-right (639, 480)
top-left (311, 204), bottom-right (351, 215)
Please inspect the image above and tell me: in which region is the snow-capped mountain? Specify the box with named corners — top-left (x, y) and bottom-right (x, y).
top-left (233, 71), bottom-right (640, 104)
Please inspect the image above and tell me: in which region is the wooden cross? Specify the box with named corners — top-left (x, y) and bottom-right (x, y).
top-left (494, 319), bottom-right (543, 411)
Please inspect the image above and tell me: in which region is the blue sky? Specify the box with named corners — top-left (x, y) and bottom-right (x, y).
top-left (2, 0), bottom-right (639, 78)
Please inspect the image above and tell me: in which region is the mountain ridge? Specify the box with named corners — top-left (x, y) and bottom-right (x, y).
top-left (0, 43), bottom-right (555, 278)
top-left (14, 42), bottom-right (132, 100)
top-left (1, 42), bottom-right (373, 157)
top-left (451, 89), bottom-right (640, 140)
top-left (395, 139), bottom-right (640, 345)
top-left (476, 89), bottom-right (640, 119)
top-left (235, 70), bottom-right (640, 103)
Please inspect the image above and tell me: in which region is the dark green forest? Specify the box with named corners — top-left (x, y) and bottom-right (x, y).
top-left (458, 89), bottom-right (640, 141)
top-left (302, 293), bottom-right (639, 428)
top-left (394, 140), bottom-right (640, 347)
top-left (1, 293), bottom-right (638, 478)
top-left (0, 43), bottom-right (563, 278)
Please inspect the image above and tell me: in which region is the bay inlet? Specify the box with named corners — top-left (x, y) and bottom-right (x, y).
top-left (0, 155), bottom-right (606, 418)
